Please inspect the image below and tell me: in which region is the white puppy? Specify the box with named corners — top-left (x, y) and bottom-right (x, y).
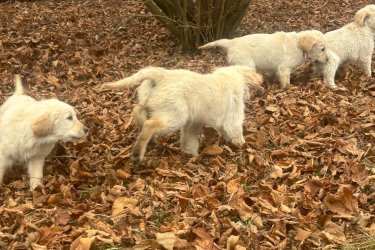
top-left (314, 4), bottom-right (375, 89)
top-left (103, 66), bottom-right (263, 162)
top-left (0, 75), bottom-right (88, 190)
top-left (199, 30), bottom-right (329, 88)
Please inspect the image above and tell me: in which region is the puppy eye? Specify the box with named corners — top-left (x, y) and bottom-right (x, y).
top-left (321, 47), bottom-right (325, 52)
top-left (67, 115), bottom-right (73, 121)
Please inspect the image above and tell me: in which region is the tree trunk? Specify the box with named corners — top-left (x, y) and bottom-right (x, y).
top-left (142, 0), bottom-right (251, 51)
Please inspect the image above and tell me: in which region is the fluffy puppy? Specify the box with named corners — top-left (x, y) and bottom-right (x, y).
top-left (0, 75), bottom-right (88, 190)
top-left (199, 30), bottom-right (329, 88)
top-left (103, 66), bottom-right (263, 162)
top-left (314, 5), bottom-right (375, 89)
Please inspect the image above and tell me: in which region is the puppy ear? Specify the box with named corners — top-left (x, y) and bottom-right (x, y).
top-left (298, 36), bottom-right (317, 52)
top-left (354, 9), bottom-right (369, 26)
top-left (32, 113), bottom-right (54, 137)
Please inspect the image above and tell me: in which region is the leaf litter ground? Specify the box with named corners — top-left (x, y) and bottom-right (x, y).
top-left (0, 0), bottom-right (375, 249)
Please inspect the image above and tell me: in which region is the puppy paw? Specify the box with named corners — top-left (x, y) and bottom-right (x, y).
top-left (131, 149), bottom-right (143, 162)
top-left (29, 179), bottom-right (43, 191)
top-left (327, 84), bottom-right (338, 90)
top-left (231, 137), bottom-right (245, 149)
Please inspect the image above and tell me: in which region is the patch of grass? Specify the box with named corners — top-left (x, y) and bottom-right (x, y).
top-left (343, 235), bottom-right (375, 250)
top-left (361, 158), bottom-right (375, 169)
top-left (153, 207), bottom-right (165, 227)
top-left (242, 181), bottom-right (252, 193)
top-left (91, 243), bottom-right (135, 250)
top-left (150, 159), bottom-right (159, 169)
top-left (76, 185), bottom-right (100, 201)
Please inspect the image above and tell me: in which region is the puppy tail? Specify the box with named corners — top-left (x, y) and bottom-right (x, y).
top-left (103, 67), bottom-right (166, 90)
top-left (198, 39), bottom-right (231, 50)
top-left (237, 67), bottom-right (264, 95)
top-left (248, 75), bottom-right (265, 96)
top-left (14, 74), bottom-right (24, 95)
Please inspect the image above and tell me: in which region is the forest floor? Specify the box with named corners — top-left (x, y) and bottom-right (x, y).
top-left (1, 0), bottom-right (375, 249)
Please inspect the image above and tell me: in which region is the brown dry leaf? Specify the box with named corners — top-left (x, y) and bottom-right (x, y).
top-left (232, 199), bottom-right (263, 228)
top-left (337, 138), bottom-right (362, 156)
top-left (338, 187), bottom-right (358, 213)
top-left (226, 235), bottom-right (239, 250)
top-left (37, 227), bottom-right (56, 246)
top-left (269, 165), bottom-right (283, 179)
top-left (321, 221), bottom-right (346, 244)
top-left (116, 168), bottom-right (131, 180)
top-left (55, 208), bottom-right (71, 226)
top-left (323, 187), bottom-right (358, 216)
top-left (47, 193), bottom-right (63, 205)
top-left (304, 180), bottom-right (322, 197)
top-left (193, 227), bottom-right (220, 250)
top-left (46, 75), bottom-right (59, 86)
top-left (201, 145), bottom-right (223, 156)
top-left (133, 240), bottom-right (154, 250)
top-left (155, 232), bottom-right (176, 250)
top-left (31, 243), bottom-right (47, 250)
top-left (227, 178), bottom-right (240, 194)
top-left (111, 197), bottom-right (139, 218)
top-left (294, 227), bottom-right (312, 241)
top-left (323, 193), bottom-right (352, 215)
top-left (234, 246), bottom-right (246, 250)
top-left (32, 189), bottom-right (47, 206)
top-left (348, 162), bottom-right (369, 187)
top-left (70, 236), bottom-right (96, 250)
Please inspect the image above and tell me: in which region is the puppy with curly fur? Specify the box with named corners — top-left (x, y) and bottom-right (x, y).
top-left (199, 30), bottom-right (329, 88)
top-left (103, 66), bottom-right (263, 162)
top-left (314, 4), bottom-right (375, 89)
top-left (0, 75), bottom-right (88, 190)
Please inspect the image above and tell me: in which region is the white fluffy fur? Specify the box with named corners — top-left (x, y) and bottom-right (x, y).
top-left (0, 75), bottom-right (88, 190)
top-left (199, 30), bottom-right (329, 88)
top-left (314, 4), bottom-right (375, 89)
top-left (103, 66), bottom-right (263, 162)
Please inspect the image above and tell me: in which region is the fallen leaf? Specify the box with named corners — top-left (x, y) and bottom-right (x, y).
top-left (70, 236), bottom-right (96, 250)
top-left (155, 232), bottom-right (176, 250)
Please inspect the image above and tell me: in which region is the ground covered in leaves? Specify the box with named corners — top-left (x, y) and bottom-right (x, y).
top-left (1, 0), bottom-right (375, 249)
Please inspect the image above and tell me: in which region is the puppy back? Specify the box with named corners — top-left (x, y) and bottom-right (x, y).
top-left (14, 74), bottom-right (24, 95)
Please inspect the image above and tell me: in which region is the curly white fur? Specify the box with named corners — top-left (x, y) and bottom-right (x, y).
top-left (199, 30), bottom-right (329, 88)
top-left (103, 66), bottom-right (263, 162)
top-left (0, 75), bottom-right (88, 190)
top-left (314, 4), bottom-right (375, 89)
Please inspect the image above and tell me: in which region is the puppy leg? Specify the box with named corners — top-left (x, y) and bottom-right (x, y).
top-left (28, 157), bottom-right (45, 190)
top-left (359, 56), bottom-right (372, 77)
top-left (277, 68), bottom-right (291, 89)
top-left (132, 104), bottom-right (147, 129)
top-left (132, 119), bottom-right (165, 162)
top-left (0, 154), bottom-right (12, 185)
top-left (180, 123), bottom-right (202, 156)
top-left (312, 62), bottom-right (323, 76)
top-left (133, 104), bottom-right (159, 144)
top-left (321, 61), bottom-right (339, 89)
top-left (222, 120), bottom-right (245, 148)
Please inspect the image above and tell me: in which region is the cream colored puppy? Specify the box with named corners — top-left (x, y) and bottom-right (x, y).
top-left (103, 66), bottom-right (263, 162)
top-left (0, 75), bottom-right (88, 190)
top-left (199, 30), bottom-right (329, 88)
top-left (314, 5), bottom-right (375, 89)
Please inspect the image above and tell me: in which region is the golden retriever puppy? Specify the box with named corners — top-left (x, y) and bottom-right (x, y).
top-left (0, 75), bottom-right (88, 190)
top-left (103, 66), bottom-right (263, 162)
top-left (314, 5), bottom-right (375, 89)
top-left (199, 30), bottom-right (329, 88)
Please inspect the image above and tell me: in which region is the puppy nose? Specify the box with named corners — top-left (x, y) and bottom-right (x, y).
top-left (83, 127), bottom-right (89, 134)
